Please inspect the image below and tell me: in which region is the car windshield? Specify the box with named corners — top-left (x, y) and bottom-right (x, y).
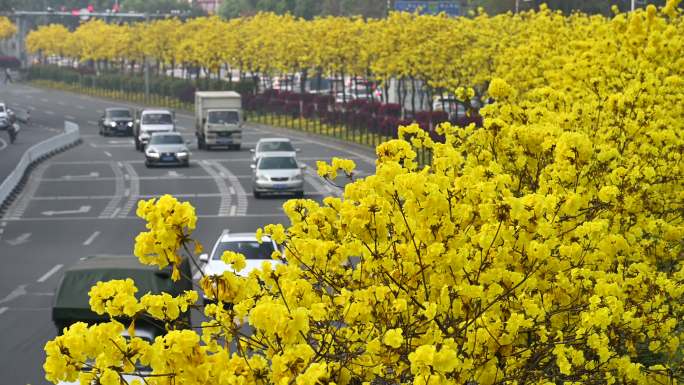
top-left (208, 111), bottom-right (239, 124)
top-left (212, 240), bottom-right (275, 260)
top-left (142, 113), bottom-right (173, 125)
top-left (150, 134), bottom-right (183, 145)
top-left (107, 110), bottom-right (131, 118)
top-left (257, 141), bottom-right (295, 153)
top-left (258, 156), bottom-right (298, 170)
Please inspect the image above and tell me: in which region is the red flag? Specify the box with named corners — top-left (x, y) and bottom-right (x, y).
top-left (87, 4), bottom-right (94, 12)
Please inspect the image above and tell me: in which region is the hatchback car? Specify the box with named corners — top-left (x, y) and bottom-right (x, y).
top-left (144, 132), bottom-right (190, 167)
top-left (251, 154), bottom-right (305, 198)
top-left (98, 107), bottom-right (134, 136)
top-left (251, 137), bottom-right (299, 163)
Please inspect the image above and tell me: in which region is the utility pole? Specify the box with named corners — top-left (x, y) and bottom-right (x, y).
top-left (143, 13), bottom-right (150, 103)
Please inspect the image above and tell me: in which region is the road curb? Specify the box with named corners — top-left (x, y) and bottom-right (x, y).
top-left (0, 121), bottom-right (81, 216)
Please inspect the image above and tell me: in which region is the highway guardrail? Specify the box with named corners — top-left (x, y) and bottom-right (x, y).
top-left (0, 121), bottom-right (80, 209)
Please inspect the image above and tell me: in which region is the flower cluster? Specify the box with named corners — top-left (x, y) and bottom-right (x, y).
top-left (45, 5), bottom-right (684, 385)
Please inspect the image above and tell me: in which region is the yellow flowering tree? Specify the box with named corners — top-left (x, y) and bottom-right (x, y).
top-left (0, 16), bottom-right (16, 40)
top-left (42, 4), bottom-right (684, 385)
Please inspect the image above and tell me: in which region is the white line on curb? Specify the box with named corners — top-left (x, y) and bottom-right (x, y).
top-left (83, 231), bottom-right (101, 246)
top-left (37, 264), bottom-right (63, 283)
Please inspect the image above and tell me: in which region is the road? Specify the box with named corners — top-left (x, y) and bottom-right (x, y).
top-left (0, 84), bottom-right (66, 185)
top-left (0, 84), bottom-right (376, 385)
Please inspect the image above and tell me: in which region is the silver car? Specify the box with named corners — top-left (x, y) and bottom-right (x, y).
top-left (251, 154), bottom-right (305, 198)
top-left (144, 132), bottom-right (190, 167)
top-left (250, 137), bottom-right (299, 163)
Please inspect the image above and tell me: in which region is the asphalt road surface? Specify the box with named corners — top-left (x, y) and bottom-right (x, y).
top-left (0, 84), bottom-right (376, 385)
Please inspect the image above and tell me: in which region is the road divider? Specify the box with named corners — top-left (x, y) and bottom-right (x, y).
top-left (0, 121), bottom-right (81, 212)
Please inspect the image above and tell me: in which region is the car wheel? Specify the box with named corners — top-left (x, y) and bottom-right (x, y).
top-left (134, 140), bottom-right (140, 151)
top-left (295, 191), bottom-right (304, 198)
top-left (232, 144), bottom-right (241, 151)
top-left (184, 160), bottom-right (190, 168)
top-left (253, 191), bottom-right (262, 199)
top-left (145, 161), bottom-right (151, 168)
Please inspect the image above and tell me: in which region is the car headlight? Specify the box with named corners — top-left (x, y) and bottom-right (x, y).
top-left (177, 151), bottom-right (188, 157)
top-left (146, 149), bottom-right (159, 158)
top-left (109, 122), bottom-right (117, 127)
top-left (127, 122), bottom-right (134, 127)
top-left (140, 132), bottom-right (150, 139)
top-left (256, 173), bottom-right (269, 182)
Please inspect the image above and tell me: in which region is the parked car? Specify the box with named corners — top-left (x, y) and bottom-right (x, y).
top-left (251, 154), bottom-right (305, 198)
top-left (144, 132), bottom-right (190, 167)
top-left (98, 107), bottom-right (134, 136)
top-left (251, 137), bottom-right (299, 163)
top-left (52, 255), bottom-right (193, 336)
top-left (200, 231), bottom-right (280, 304)
top-left (134, 108), bottom-right (176, 151)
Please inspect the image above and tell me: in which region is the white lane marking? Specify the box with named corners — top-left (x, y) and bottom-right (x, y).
top-left (0, 307), bottom-right (7, 315)
top-left (77, 105), bottom-right (85, 110)
top-left (0, 137), bottom-right (7, 151)
top-left (1, 222), bottom-right (7, 227)
top-left (57, 101), bottom-right (66, 106)
top-left (65, 115), bottom-right (76, 120)
top-left (168, 170), bottom-right (181, 178)
top-left (6, 232), bottom-right (31, 246)
top-left (0, 285), bottom-right (27, 304)
top-left (63, 172), bottom-right (99, 179)
top-left (87, 120), bottom-right (98, 126)
top-left (37, 264), bottom-right (64, 283)
top-left (83, 231), bottom-right (101, 246)
top-left (198, 160), bottom-right (232, 217)
top-left (229, 205), bottom-right (237, 216)
top-left (119, 163), bottom-right (140, 218)
top-left (45, 110), bottom-right (55, 115)
top-left (98, 161), bottom-right (125, 216)
top-left (40, 98), bottom-right (49, 103)
top-left (212, 162), bottom-right (249, 216)
top-left (104, 151), bottom-right (112, 157)
top-left (124, 188), bottom-right (130, 196)
top-left (42, 205), bottom-right (91, 216)
top-left (89, 142), bottom-right (96, 148)
top-left (229, 187), bottom-right (236, 195)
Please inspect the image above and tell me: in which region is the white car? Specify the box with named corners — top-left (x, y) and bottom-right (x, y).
top-left (251, 137), bottom-right (299, 163)
top-left (134, 109), bottom-right (176, 151)
top-left (144, 132), bottom-right (190, 167)
top-left (200, 231), bottom-right (279, 277)
top-left (251, 154), bottom-right (306, 198)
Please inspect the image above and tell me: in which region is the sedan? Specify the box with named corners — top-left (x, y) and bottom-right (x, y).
top-left (144, 132), bottom-right (190, 167)
top-left (251, 154), bottom-right (305, 198)
top-left (99, 107), bottom-right (134, 136)
top-left (251, 137), bottom-right (299, 163)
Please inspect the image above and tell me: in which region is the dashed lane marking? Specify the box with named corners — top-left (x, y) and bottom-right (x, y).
top-left (37, 264), bottom-right (63, 283)
top-left (65, 115), bottom-right (76, 120)
top-left (77, 105), bottom-right (85, 110)
top-left (0, 137), bottom-right (7, 151)
top-left (45, 110), bottom-right (55, 115)
top-left (83, 231), bottom-right (101, 246)
top-left (0, 307), bottom-right (7, 315)
top-left (104, 151), bottom-right (112, 157)
top-left (87, 121), bottom-right (98, 126)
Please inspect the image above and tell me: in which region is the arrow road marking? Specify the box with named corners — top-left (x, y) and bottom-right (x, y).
top-left (0, 285), bottom-right (27, 305)
top-left (6, 233), bottom-right (31, 246)
top-left (63, 172), bottom-right (99, 180)
top-left (42, 206), bottom-right (91, 216)
top-left (167, 170), bottom-right (181, 178)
